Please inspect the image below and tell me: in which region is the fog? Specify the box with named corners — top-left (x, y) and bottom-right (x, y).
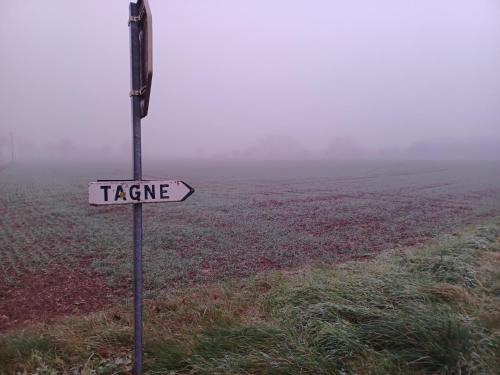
top-left (1, 0), bottom-right (499, 162)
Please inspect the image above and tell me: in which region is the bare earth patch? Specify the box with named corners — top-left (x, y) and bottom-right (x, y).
top-left (0, 266), bottom-right (128, 332)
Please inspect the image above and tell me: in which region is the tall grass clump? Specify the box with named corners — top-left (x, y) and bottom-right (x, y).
top-left (0, 334), bottom-right (54, 374)
top-left (267, 222), bottom-right (500, 374)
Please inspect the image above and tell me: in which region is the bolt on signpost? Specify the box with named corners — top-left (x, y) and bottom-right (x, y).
top-left (88, 1), bottom-right (194, 374)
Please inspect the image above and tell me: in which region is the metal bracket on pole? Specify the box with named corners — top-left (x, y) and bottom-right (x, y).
top-left (128, 6), bottom-right (146, 25)
top-left (130, 86), bottom-right (147, 97)
top-left (128, 15), bottom-right (141, 24)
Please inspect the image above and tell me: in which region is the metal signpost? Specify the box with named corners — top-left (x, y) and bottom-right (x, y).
top-left (88, 2), bottom-right (194, 374)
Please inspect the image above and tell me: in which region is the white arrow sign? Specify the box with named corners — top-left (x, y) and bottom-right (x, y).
top-left (89, 180), bottom-right (194, 205)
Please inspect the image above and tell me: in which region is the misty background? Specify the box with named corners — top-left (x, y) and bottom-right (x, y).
top-left (0, 0), bottom-right (499, 163)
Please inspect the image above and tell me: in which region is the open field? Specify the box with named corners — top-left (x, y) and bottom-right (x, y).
top-left (1, 217), bottom-right (499, 374)
top-left (1, 160), bottom-right (500, 332)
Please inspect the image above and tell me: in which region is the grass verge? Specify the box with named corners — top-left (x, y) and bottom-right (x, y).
top-left (1, 219), bottom-right (499, 374)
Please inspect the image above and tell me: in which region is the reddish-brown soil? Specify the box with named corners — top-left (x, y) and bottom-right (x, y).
top-left (0, 266), bottom-right (128, 332)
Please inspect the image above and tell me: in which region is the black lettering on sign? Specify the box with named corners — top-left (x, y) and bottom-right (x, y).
top-left (115, 185), bottom-right (126, 201)
top-left (160, 184), bottom-right (169, 199)
top-left (100, 185), bottom-right (111, 201)
top-left (145, 185), bottom-right (155, 200)
top-left (130, 185), bottom-right (141, 201)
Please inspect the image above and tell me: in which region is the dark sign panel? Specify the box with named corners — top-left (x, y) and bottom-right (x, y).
top-left (136, 0), bottom-right (153, 118)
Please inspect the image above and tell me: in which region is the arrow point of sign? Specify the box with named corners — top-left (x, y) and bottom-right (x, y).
top-left (181, 181), bottom-right (195, 201)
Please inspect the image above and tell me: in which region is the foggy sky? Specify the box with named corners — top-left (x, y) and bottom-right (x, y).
top-left (1, 0), bottom-right (499, 161)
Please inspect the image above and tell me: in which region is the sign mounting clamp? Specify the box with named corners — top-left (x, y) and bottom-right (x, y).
top-left (130, 86), bottom-right (147, 97)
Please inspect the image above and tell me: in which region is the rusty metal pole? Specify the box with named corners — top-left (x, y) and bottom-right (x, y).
top-left (129, 2), bottom-right (143, 374)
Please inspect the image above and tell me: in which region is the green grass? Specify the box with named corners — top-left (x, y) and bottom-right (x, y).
top-left (2, 219), bottom-right (500, 374)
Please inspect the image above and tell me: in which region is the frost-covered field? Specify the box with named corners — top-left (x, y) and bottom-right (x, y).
top-left (1, 160), bottom-right (500, 330)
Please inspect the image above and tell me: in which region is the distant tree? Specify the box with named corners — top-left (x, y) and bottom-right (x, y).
top-left (243, 135), bottom-right (311, 160)
top-left (325, 137), bottom-right (364, 160)
top-left (0, 135), bottom-right (7, 162)
top-left (53, 138), bottom-right (76, 160)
